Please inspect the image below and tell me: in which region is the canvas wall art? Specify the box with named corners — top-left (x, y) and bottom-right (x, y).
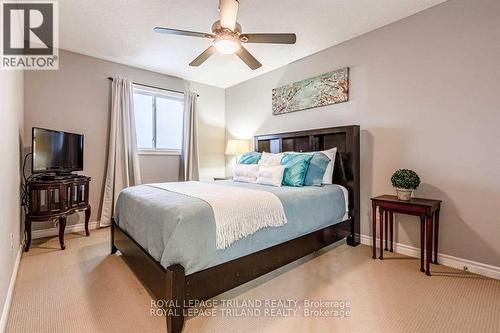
top-left (272, 67), bottom-right (349, 115)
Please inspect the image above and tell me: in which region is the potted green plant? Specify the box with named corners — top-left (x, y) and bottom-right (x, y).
top-left (391, 169), bottom-right (421, 201)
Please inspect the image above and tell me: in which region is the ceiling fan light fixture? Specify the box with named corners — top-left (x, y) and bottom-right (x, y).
top-left (154, 0), bottom-right (296, 69)
top-left (213, 35), bottom-right (241, 54)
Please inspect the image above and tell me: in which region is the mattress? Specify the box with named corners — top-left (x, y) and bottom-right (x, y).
top-left (115, 180), bottom-right (348, 274)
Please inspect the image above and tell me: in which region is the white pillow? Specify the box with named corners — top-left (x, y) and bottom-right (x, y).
top-left (233, 164), bottom-right (259, 183)
top-left (319, 148), bottom-right (337, 184)
top-left (259, 152), bottom-right (284, 166)
top-left (256, 165), bottom-right (285, 187)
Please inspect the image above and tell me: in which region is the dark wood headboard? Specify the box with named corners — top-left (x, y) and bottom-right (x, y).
top-left (254, 125), bottom-right (360, 245)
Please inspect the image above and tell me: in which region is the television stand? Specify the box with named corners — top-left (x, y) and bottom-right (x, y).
top-left (33, 173), bottom-right (82, 181)
top-left (24, 175), bottom-right (91, 251)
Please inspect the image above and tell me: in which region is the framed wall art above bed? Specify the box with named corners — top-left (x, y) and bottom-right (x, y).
top-left (272, 67), bottom-right (349, 115)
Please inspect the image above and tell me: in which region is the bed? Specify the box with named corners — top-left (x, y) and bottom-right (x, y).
top-left (116, 181), bottom-right (349, 274)
top-left (111, 125), bottom-right (360, 333)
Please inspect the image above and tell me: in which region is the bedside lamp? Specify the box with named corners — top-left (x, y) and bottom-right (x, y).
top-left (225, 139), bottom-right (251, 163)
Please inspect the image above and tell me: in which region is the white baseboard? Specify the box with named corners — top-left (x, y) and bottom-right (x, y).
top-left (0, 245), bottom-right (22, 333)
top-left (359, 234), bottom-right (500, 280)
top-left (32, 221), bottom-right (99, 240)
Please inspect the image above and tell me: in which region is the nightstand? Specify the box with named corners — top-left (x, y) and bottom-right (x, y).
top-left (371, 195), bottom-right (441, 276)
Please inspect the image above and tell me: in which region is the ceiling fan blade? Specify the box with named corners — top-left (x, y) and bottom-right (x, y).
top-left (219, 0), bottom-right (239, 31)
top-left (240, 33), bottom-right (297, 44)
top-left (235, 46), bottom-right (262, 70)
top-left (154, 27), bottom-right (214, 39)
top-left (189, 46), bottom-right (217, 67)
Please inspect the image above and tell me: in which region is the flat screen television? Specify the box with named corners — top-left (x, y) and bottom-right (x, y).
top-left (32, 127), bottom-right (84, 174)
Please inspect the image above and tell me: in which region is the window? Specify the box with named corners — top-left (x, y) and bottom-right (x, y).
top-left (133, 86), bottom-right (184, 154)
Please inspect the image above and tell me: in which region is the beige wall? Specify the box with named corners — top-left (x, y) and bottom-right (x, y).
top-left (225, 0), bottom-right (500, 267)
top-left (24, 50), bottom-right (225, 229)
top-left (188, 81), bottom-right (226, 181)
top-left (137, 154), bottom-right (180, 184)
top-left (0, 70), bottom-right (24, 327)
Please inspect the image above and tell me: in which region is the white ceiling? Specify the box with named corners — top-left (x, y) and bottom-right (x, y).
top-left (59, 0), bottom-right (445, 88)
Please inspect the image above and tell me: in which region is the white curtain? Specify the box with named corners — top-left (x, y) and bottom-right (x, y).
top-left (100, 78), bottom-right (141, 227)
top-left (179, 92), bottom-right (199, 181)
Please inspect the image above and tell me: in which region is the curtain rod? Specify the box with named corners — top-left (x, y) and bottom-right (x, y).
top-left (107, 77), bottom-right (199, 97)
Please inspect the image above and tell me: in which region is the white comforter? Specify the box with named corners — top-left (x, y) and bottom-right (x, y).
top-left (149, 181), bottom-right (288, 249)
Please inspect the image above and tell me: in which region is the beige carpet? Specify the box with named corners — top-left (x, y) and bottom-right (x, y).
top-left (6, 228), bottom-right (500, 333)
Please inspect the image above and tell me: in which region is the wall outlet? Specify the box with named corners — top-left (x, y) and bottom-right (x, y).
top-left (10, 233), bottom-right (14, 250)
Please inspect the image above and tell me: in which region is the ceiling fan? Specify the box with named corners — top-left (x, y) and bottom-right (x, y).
top-left (153, 0), bottom-right (296, 70)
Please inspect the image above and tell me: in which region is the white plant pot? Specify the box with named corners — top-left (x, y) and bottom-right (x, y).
top-left (395, 188), bottom-right (413, 201)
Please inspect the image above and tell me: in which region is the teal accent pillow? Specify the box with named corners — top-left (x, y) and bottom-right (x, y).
top-left (304, 152), bottom-right (331, 186)
top-left (238, 151), bottom-right (261, 164)
top-left (281, 153), bottom-right (313, 187)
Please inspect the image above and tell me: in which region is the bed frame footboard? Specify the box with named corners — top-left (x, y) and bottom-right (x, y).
top-left (165, 265), bottom-right (185, 333)
top-left (112, 218), bottom-right (187, 333)
top-left (112, 217), bottom-right (353, 333)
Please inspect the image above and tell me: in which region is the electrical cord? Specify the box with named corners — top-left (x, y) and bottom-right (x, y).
top-left (20, 152), bottom-right (54, 214)
top-left (20, 152), bottom-right (38, 214)
top-left (22, 152), bottom-right (32, 183)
